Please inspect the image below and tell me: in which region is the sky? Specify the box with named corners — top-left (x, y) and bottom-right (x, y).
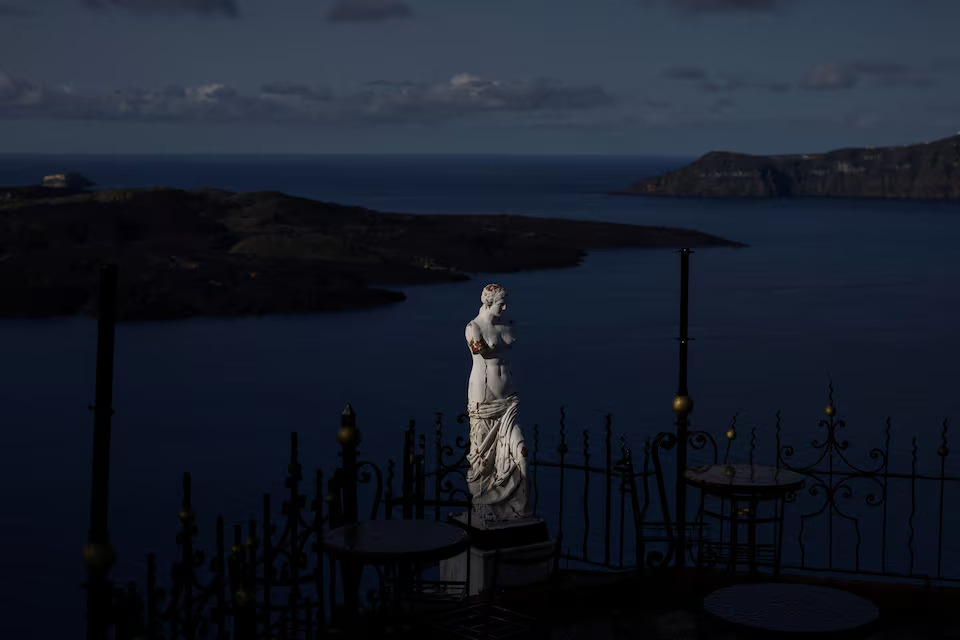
top-left (0, 0), bottom-right (957, 155)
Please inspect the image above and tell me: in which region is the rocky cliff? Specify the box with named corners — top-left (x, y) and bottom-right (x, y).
top-left (615, 135), bottom-right (960, 199)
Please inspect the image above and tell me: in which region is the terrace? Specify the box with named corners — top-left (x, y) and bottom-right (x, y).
top-left (81, 253), bottom-right (960, 639)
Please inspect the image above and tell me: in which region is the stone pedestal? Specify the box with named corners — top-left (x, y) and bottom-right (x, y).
top-left (439, 514), bottom-right (553, 596)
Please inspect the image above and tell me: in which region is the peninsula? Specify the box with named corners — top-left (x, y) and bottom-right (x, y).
top-left (0, 186), bottom-right (742, 321)
top-left (615, 134), bottom-right (960, 199)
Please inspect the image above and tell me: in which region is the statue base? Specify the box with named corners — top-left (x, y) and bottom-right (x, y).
top-left (438, 513), bottom-right (552, 596)
top-left (447, 512), bottom-right (548, 550)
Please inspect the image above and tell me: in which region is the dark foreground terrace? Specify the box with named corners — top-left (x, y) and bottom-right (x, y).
top-left (345, 568), bottom-right (960, 640)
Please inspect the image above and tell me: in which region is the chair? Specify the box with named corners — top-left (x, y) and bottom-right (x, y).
top-left (427, 536), bottom-right (562, 640)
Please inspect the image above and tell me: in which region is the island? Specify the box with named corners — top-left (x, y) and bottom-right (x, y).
top-left (0, 186), bottom-right (743, 321)
top-left (614, 134), bottom-right (960, 200)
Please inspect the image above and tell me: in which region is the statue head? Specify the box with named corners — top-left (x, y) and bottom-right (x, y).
top-left (480, 283), bottom-right (507, 317)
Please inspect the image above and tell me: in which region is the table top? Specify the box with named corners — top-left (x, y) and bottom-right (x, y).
top-left (685, 464), bottom-right (805, 496)
top-left (323, 519), bottom-right (468, 563)
top-left (703, 583), bottom-right (879, 634)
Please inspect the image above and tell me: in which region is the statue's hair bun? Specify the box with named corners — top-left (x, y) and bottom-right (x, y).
top-left (481, 284), bottom-right (506, 307)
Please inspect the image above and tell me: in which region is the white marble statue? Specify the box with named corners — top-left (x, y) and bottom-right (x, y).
top-left (464, 284), bottom-right (531, 522)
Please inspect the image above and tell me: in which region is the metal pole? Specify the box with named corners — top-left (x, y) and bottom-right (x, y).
top-left (85, 263), bottom-right (118, 640)
top-left (678, 250), bottom-right (690, 398)
top-left (337, 404), bottom-right (361, 622)
top-left (673, 249), bottom-right (694, 568)
top-left (339, 404), bottom-right (359, 524)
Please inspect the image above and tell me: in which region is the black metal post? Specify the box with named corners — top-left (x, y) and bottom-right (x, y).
top-left (339, 405), bottom-right (359, 525)
top-left (337, 404), bottom-right (361, 621)
top-left (85, 264), bottom-right (118, 640)
top-left (402, 421), bottom-right (414, 520)
top-left (673, 249), bottom-right (694, 568)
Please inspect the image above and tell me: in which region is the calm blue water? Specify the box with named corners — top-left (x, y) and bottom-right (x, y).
top-left (1, 154), bottom-right (959, 637)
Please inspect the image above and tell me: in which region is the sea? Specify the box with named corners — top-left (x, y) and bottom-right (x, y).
top-left (1, 154), bottom-right (959, 637)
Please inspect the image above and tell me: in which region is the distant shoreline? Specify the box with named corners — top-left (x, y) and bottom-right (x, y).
top-left (0, 186), bottom-right (744, 322)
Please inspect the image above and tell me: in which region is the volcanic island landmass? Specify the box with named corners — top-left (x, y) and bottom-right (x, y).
top-left (0, 185), bottom-right (743, 321)
top-left (614, 134), bottom-right (960, 199)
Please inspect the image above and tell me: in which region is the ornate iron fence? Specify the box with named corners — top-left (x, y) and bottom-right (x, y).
top-left (91, 399), bottom-right (680, 638)
top-left (647, 383), bottom-right (959, 585)
top-left (89, 389), bottom-right (960, 639)
top-left (137, 429), bottom-right (332, 640)
top-left (388, 406), bottom-right (700, 572)
top-left (774, 384), bottom-right (958, 583)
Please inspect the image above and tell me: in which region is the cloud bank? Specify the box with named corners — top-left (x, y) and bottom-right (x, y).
top-left (82, 0), bottom-right (239, 17)
top-left (662, 64), bottom-right (789, 93)
top-left (700, 74), bottom-right (790, 93)
top-left (801, 60), bottom-right (933, 90)
top-left (0, 70), bottom-right (615, 125)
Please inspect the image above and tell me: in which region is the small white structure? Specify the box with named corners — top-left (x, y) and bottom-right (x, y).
top-left (42, 172), bottom-right (93, 189)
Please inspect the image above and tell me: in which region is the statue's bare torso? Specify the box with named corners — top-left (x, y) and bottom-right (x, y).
top-left (465, 316), bottom-right (515, 406)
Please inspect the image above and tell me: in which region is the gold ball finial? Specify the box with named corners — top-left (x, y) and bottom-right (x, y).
top-left (825, 405), bottom-right (836, 418)
top-left (235, 589), bottom-right (254, 607)
top-left (83, 543), bottom-right (116, 571)
top-left (338, 426), bottom-right (360, 446)
top-left (726, 429), bottom-right (737, 440)
top-left (339, 402), bottom-right (360, 446)
top-left (673, 395), bottom-right (694, 416)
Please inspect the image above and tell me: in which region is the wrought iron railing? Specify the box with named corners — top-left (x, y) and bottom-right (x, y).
top-left (646, 382), bottom-right (959, 585)
top-left (388, 405), bottom-right (697, 572)
top-left (773, 385), bottom-right (957, 584)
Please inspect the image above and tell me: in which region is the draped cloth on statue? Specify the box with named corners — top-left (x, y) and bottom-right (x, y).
top-left (466, 393), bottom-right (531, 522)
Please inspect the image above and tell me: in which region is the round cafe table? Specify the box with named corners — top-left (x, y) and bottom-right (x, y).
top-left (323, 519), bottom-right (468, 620)
top-left (685, 464), bottom-right (805, 576)
top-left (323, 519), bottom-right (468, 563)
top-left (702, 583), bottom-right (879, 638)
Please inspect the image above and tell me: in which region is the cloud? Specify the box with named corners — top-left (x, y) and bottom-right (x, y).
top-left (260, 81), bottom-right (334, 102)
top-left (327, 0), bottom-right (412, 22)
top-left (699, 75), bottom-right (790, 93)
top-left (699, 74), bottom-right (790, 93)
top-left (663, 65), bottom-right (789, 93)
top-left (662, 64), bottom-right (708, 80)
top-left (0, 4), bottom-right (33, 17)
top-left (0, 70), bottom-right (616, 126)
top-left (82, 0), bottom-right (238, 17)
top-left (800, 63), bottom-right (858, 90)
top-left (801, 60), bottom-right (933, 91)
top-left (343, 74), bottom-right (614, 121)
top-left (0, 69), bottom-right (43, 104)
